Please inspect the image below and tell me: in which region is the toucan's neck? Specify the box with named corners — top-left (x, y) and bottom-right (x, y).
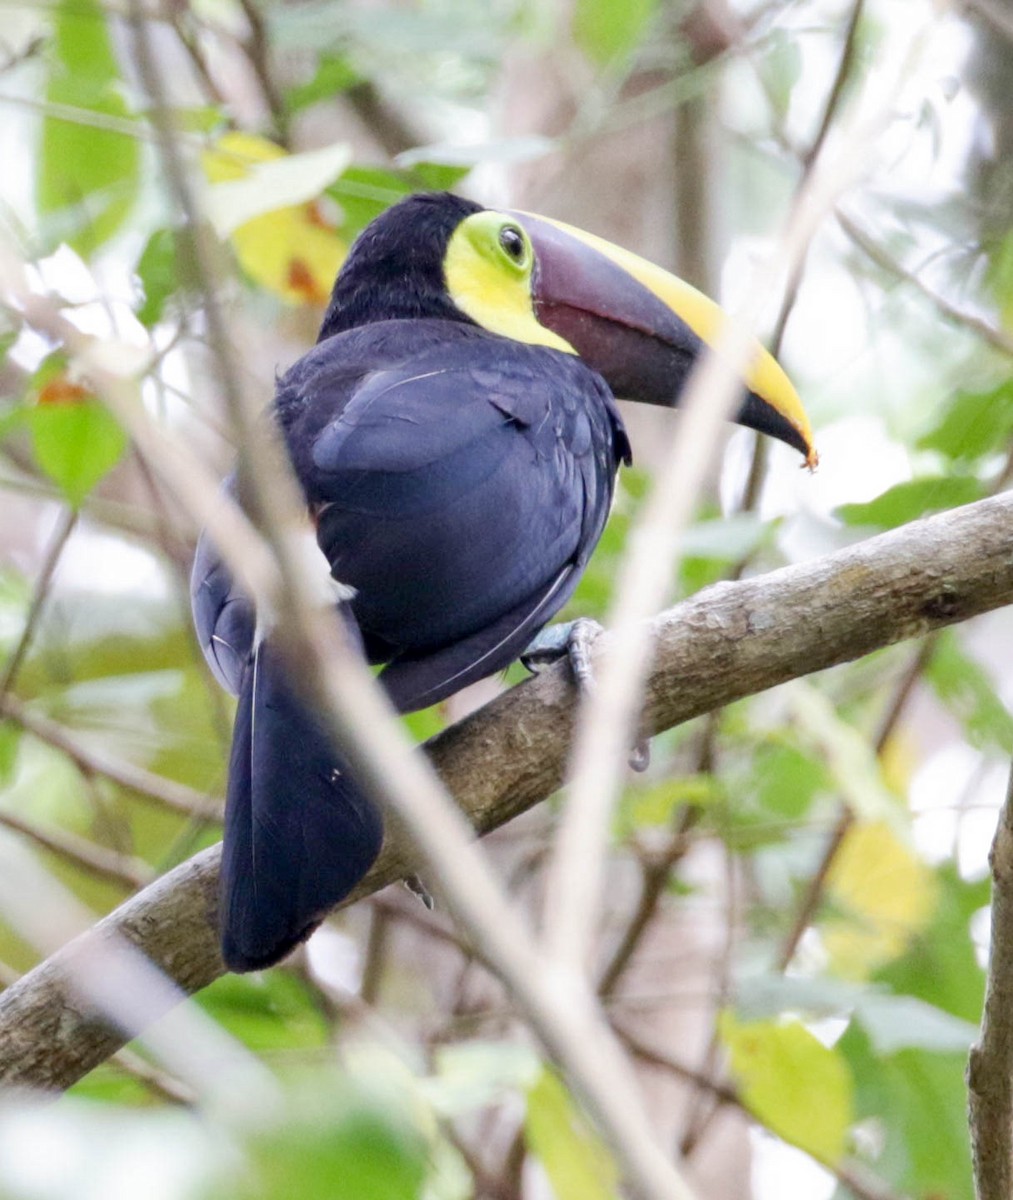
top-left (317, 267), bottom-right (467, 341)
top-left (317, 192), bottom-right (483, 342)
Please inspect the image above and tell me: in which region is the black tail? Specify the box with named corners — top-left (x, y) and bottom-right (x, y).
top-left (220, 633), bottom-right (384, 972)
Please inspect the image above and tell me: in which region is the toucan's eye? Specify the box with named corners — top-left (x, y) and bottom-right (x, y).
top-left (499, 225), bottom-right (527, 266)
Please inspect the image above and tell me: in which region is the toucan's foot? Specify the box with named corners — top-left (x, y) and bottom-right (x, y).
top-left (521, 619), bottom-right (652, 772)
top-left (521, 618), bottom-right (601, 690)
top-left (404, 874), bottom-right (435, 910)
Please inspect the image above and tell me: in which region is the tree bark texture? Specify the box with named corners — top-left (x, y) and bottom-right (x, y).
top-left (1, 490), bottom-right (1012, 1092)
top-left (969, 758), bottom-right (1013, 1199)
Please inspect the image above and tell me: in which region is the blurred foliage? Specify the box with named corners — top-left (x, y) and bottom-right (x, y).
top-left (37, 0), bottom-right (140, 255)
top-left (0, 0), bottom-right (1011, 1197)
top-left (719, 1010), bottom-right (854, 1165)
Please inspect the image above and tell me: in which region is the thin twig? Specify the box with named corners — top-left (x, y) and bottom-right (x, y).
top-left (802, 0), bottom-right (866, 169)
top-left (777, 807), bottom-right (854, 973)
top-left (958, 0), bottom-right (1013, 42)
top-left (0, 693), bottom-right (221, 819)
top-left (111, 1046), bottom-right (197, 1104)
top-left (739, 0), bottom-right (863, 517)
top-left (597, 807), bottom-right (699, 998)
top-left (0, 91), bottom-right (164, 142)
top-left (837, 209), bottom-right (1013, 359)
top-left (165, 5), bottom-right (226, 108)
top-left (0, 807), bottom-right (153, 890)
top-left (235, 0), bottom-right (289, 145)
top-left (0, 455), bottom-right (191, 556)
top-left (0, 507), bottom-right (77, 699)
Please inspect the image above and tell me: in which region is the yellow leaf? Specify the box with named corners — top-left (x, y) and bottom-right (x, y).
top-left (720, 1012), bottom-right (853, 1166)
top-left (201, 132), bottom-right (346, 305)
top-left (823, 820), bottom-right (937, 978)
top-left (525, 1069), bottom-right (619, 1200)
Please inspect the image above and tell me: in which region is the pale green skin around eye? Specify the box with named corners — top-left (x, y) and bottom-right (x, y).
top-left (442, 211), bottom-right (573, 353)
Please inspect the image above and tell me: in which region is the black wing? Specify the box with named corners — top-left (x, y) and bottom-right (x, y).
top-left (281, 323), bottom-right (628, 710)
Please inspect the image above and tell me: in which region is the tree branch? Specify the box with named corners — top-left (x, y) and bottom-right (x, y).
top-left (1, 489), bottom-right (1012, 1091)
top-left (969, 754), bottom-right (1013, 1198)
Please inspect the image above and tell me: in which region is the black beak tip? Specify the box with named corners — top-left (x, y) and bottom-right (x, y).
top-left (736, 390), bottom-right (816, 466)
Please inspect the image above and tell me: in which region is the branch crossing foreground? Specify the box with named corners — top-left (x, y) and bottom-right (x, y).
top-left (1, 490), bottom-right (1012, 1092)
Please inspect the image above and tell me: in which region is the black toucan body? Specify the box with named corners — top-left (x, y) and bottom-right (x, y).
top-left (192, 192), bottom-right (816, 972)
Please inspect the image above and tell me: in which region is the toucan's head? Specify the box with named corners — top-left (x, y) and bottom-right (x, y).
top-left (320, 192), bottom-right (816, 466)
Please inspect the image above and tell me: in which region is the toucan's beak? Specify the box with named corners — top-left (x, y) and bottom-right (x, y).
top-left (511, 211), bottom-right (817, 468)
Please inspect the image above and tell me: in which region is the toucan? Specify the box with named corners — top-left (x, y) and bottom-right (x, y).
top-left (191, 191), bottom-right (816, 973)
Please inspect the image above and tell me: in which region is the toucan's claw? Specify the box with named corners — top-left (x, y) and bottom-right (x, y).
top-left (521, 617), bottom-right (600, 686)
top-left (404, 873), bottom-right (435, 910)
top-left (521, 618), bottom-right (652, 772)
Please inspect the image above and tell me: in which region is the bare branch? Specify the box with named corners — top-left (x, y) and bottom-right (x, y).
top-left (969, 757), bottom-right (1013, 1198)
top-left (837, 210), bottom-right (1013, 359)
top-left (0, 508), bottom-right (77, 699)
top-left (0, 488), bottom-right (1011, 1094)
top-left (958, 0), bottom-right (1013, 43)
top-left (0, 693), bottom-right (221, 820)
top-left (0, 808), bottom-right (154, 891)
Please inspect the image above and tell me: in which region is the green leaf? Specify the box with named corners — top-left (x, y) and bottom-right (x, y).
top-left (0, 325), bottom-right (20, 369)
top-left (925, 630), bottom-right (1013, 755)
top-left (679, 513), bottom-right (774, 591)
top-left (25, 399), bottom-right (127, 506)
top-left (840, 1023), bottom-right (972, 1199)
top-left (572, 0), bottom-right (657, 66)
top-left (38, 0), bottom-right (140, 256)
top-left (218, 1095), bottom-right (428, 1200)
top-left (719, 1012), bottom-right (853, 1165)
top-left (836, 476), bottom-right (982, 529)
top-left (758, 29), bottom-right (803, 120)
top-left (752, 742), bottom-right (830, 821)
top-left (525, 1069), bottom-right (619, 1200)
top-left (917, 378), bottom-right (1013, 464)
top-left (0, 724), bottom-right (20, 786)
top-left (875, 863), bottom-right (988, 1024)
top-left (196, 971), bottom-right (329, 1053)
top-left (286, 54), bottom-right (362, 114)
top-left (135, 229), bottom-right (178, 328)
top-left (787, 683), bottom-right (897, 825)
top-left (732, 973), bottom-right (868, 1023)
top-left (619, 774), bottom-right (720, 834)
top-left (329, 166), bottom-right (417, 238)
top-left (406, 162), bottom-right (472, 192)
top-left (680, 513), bottom-right (770, 561)
top-left (986, 230), bottom-right (1013, 331)
top-left (854, 993), bottom-right (978, 1055)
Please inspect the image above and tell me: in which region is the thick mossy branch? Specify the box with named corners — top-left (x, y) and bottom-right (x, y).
top-left (2, 490), bottom-right (1013, 1091)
